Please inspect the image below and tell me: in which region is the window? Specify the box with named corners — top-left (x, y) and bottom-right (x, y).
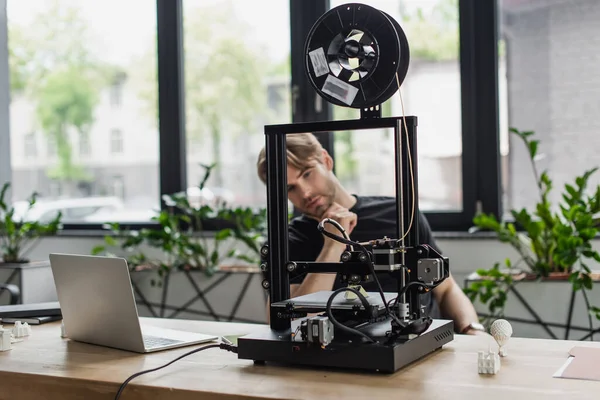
top-left (2, 0), bottom-right (502, 231)
top-left (7, 0), bottom-right (159, 221)
top-left (48, 180), bottom-right (62, 198)
top-left (109, 72), bottom-right (126, 108)
top-left (499, 0), bottom-right (600, 215)
top-left (110, 129), bottom-right (123, 154)
top-left (79, 134), bottom-right (90, 156)
top-left (183, 0), bottom-right (291, 208)
top-left (46, 136), bottom-right (57, 158)
top-left (328, 0), bottom-right (463, 212)
top-left (23, 132), bottom-right (36, 158)
top-left (111, 175), bottom-right (125, 199)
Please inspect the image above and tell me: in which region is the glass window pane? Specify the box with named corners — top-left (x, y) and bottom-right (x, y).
top-left (329, 0), bottom-right (462, 211)
top-left (7, 0), bottom-right (159, 223)
top-left (499, 0), bottom-right (600, 214)
top-left (183, 0), bottom-right (291, 208)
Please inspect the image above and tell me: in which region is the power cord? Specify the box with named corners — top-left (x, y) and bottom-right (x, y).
top-left (114, 338), bottom-right (238, 400)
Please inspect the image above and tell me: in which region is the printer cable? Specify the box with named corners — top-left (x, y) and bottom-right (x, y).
top-left (114, 338), bottom-right (238, 400)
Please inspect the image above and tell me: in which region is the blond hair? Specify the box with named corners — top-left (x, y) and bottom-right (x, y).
top-left (256, 133), bottom-right (324, 184)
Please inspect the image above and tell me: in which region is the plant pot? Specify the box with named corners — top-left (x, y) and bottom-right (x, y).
top-left (129, 265), bottom-right (267, 323)
top-left (465, 271), bottom-right (600, 340)
top-left (0, 260), bottom-right (57, 304)
top-left (522, 272), bottom-right (571, 281)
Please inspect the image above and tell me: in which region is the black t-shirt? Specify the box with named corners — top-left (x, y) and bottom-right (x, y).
top-left (287, 195), bottom-right (442, 318)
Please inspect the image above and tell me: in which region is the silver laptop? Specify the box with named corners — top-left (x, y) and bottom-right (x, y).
top-left (49, 253), bottom-right (218, 353)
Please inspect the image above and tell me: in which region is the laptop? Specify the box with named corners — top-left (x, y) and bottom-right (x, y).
top-left (49, 253), bottom-right (218, 353)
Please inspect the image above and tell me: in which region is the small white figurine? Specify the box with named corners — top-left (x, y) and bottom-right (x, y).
top-left (0, 326), bottom-right (12, 351)
top-left (490, 319), bottom-right (513, 357)
top-left (60, 321), bottom-right (67, 338)
top-left (478, 349), bottom-right (501, 374)
top-left (12, 321), bottom-right (31, 338)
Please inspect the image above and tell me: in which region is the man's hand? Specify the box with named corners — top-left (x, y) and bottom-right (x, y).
top-left (287, 203), bottom-right (356, 300)
top-left (465, 329), bottom-right (491, 337)
top-left (319, 202), bottom-right (357, 247)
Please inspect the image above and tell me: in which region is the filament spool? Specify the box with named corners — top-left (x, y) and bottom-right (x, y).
top-left (304, 3), bottom-right (410, 109)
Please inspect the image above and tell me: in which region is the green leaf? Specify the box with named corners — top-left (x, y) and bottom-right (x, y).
top-left (528, 140), bottom-right (539, 159)
top-left (210, 250), bottom-right (219, 266)
top-left (0, 182), bottom-right (9, 211)
top-left (582, 274), bottom-right (593, 290)
top-left (565, 184), bottom-right (577, 199)
top-left (215, 228), bottom-right (232, 241)
top-left (235, 254), bottom-right (259, 264)
top-left (91, 245), bottom-right (105, 255)
top-left (104, 236), bottom-right (118, 247)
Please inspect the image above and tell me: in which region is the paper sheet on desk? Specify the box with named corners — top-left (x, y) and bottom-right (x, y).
top-left (554, 346), bottom-right (600, 381)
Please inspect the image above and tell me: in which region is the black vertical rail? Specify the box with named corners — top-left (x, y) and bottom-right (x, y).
top-left (395, 117), bottom-right (419, 247)
top-left (406, 118), bottom-right (419, 247)
top-left (401, 118), bottom-right (422, 318)
top-left (394, 121), bottom-right (404, 242)
top-left (266, 131), bottom-right (291, 331)
top-left (157, 0), bottom-right (187, 203)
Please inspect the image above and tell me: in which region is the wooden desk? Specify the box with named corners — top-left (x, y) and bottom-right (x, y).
top-left (1, 318), bottom-right (599, 400)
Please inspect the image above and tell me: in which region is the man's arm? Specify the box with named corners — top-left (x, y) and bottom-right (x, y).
top-left (265, 243), bottom-right (342, 322)
top-left (265, 203), bottom-right (357, 319)
top-left (289, 243), bottom-right (342, 298)
top-left (289, 203), bottom-right (357, 298)
top-left (432, 273), bottom-right (483, 335)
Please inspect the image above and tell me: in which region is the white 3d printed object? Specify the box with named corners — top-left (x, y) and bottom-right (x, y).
top-left (12, 321), bottom-right (31, 338)
top-left (490, 319), bottom-right (513, 357)
top-left (0, 326), bottom-right (12, 351)
top-left (478, 350), bottom-right (501, 374)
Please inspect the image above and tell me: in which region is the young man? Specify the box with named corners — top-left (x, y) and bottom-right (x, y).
top-left (256, 133), bottom-right (485, 335)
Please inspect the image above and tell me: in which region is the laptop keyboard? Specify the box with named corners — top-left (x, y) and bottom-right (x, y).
top-left (143, 334), bottom-right (184, 349)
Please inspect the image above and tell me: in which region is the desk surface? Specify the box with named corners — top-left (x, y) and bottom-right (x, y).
top-left (0, 318), bottom-right (599, 400)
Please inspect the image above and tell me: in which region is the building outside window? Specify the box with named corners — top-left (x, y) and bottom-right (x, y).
top-left (7, 0), bottom-right (159, 220)
top-left (110, 129), bottom-right (123, 154)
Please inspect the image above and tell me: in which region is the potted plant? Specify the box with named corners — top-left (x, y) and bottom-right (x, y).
top-left (464, 128), bottom-right (600, 330)
top-left (92, 164), bottom-right (267, 320)
top-left (0, 182), bottom-right (63, 264)
top-left (0, 182), bottom-right (63, 304)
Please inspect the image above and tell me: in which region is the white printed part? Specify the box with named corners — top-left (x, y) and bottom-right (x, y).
top-left (308, 47), bottom-right (329, 77)
top-left (322, 75), bottom-right (359, 106)
top-left (0, 328), bottom-right (11, 351)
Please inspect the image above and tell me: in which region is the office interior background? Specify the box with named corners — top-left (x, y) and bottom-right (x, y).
top-left (1, 0), bottom-right (600, 339)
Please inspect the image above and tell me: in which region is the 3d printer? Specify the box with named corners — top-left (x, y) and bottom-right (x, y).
top-left (237, 3), bottom-right (454, 373)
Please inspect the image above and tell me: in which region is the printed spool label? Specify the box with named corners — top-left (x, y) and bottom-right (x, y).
top-left (308, 47), bottom-right (329, 77)
top-left (322, 75), bottom-right (359, 106)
